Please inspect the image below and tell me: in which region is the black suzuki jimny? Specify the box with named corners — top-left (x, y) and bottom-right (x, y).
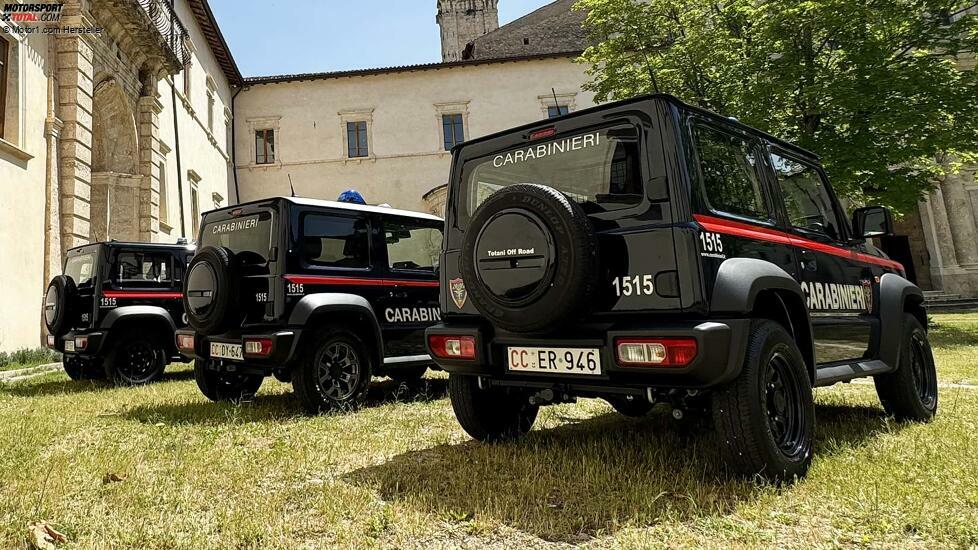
top-left (44, 241), bottom-right (194, 385)
top-left (426, 94), bottom-right (938, 481)
top-left (176, 197), bottom-right (443, 412)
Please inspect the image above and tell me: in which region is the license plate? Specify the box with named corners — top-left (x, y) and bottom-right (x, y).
top-left (64, 340), bottom-right (75, 353)
top-left (507, 347), bottom-right (601, 376)
top-left (210, 342), bottom-right (243, 361)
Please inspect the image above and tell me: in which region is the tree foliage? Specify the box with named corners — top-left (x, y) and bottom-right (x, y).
top-left (578, 0), bottom-right (978, 213)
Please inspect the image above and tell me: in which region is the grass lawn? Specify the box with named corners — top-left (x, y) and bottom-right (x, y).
top-left (1, 313), bottom-right (976, 548)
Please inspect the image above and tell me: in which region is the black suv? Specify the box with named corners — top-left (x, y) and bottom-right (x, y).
top-left (426, 94), bottom-right (938, 481)
top-left (176, 197), bottom-right (444, 412)
top-left (44, 241), bottom-right (194, 385)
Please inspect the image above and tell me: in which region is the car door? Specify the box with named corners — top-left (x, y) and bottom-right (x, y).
top-left (376, 216), bottom-right (443, 357)
top-left (767, 147), bottom-right (874, 365)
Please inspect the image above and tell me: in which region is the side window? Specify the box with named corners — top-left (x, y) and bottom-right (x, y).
top-left (302, 214), bottom-right (370, 269)
top-left (115, 252), bottom-right (173, 288)
top-left (694, 124), bottom-right (770, 221)
top-left (385, 221), bottom-right (443, 273)
top-left (770, 152), bottom-right (843, 241)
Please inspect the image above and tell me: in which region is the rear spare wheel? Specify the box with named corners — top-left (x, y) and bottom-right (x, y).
top-left (460, 184), bottom-right (599, 333)
top-left (44, 275), bottom-right (78, 337)
top-left (184, 246), bottom-right (240, 335)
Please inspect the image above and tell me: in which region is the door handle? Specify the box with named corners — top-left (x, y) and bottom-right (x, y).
top-left (801, 250), bottom-right (817, 272)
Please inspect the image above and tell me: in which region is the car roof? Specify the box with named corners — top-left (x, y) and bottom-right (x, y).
top-left (216, 196), bottom-right (443, 222)
top-left (67, 241), bottom-right (195, 253)
top-left (453, 93), bottom-right (819, 162)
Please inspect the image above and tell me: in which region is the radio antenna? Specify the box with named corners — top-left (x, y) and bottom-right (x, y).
top-left (288, 173), bottom-right (296, 197)
top-left (551, 87), bottom-right (561, 114)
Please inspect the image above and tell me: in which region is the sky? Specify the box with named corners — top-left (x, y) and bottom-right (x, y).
top-left (207, 0), bottom-right (556, 78)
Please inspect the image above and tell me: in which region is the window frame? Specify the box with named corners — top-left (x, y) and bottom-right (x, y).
top-left (547, 105), bottom-right (570, 119)
top-left (255, 128), bottom-right (275, 165)
top-left (346, 120), bottom-right (369, 158)
top-left (298, 212), bottom-right (373, 271)
top-left (690, 119), bottom-right (777, 227)
top-left (766, 145), bottom-right (850, 244)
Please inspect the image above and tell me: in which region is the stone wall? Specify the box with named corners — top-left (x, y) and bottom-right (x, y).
top-left (437, 0), bottom-right (499, 62)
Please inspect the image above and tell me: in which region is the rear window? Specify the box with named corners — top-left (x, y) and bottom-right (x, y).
top-left (693, 124), bottom-right (771, 222)
top-left (460, 126), bottom-right (643, 223)
top-left (301, 214), bottom-right (371, 269)
top-left (64, 253), bottom-right (95, 287)
top-left (200, 210), bottom-right (275, 265)
top-left (115, 252), bottom-right (173, 287)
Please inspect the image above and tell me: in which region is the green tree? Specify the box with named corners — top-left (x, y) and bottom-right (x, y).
top-left (578, 0), bottom-right (978, 213)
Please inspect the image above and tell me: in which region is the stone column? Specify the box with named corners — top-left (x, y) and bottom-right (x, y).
top-left (56, 3), bottom-right (96, 252)
top-left (41, 73), bottom-right (64, 345)
top-left (941, 172), bottom-right (978, 268)
top-left (137, 66), bottom-right (164, 242)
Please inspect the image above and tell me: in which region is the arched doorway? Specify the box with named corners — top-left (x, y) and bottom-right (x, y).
top-left (90, 77), bottom-right (142, 241)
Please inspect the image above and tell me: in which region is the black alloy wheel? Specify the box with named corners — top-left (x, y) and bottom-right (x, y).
top-left (764, 351), bottom-right (810, 460)
top-left (293, 327), bottom-right (373, 413)
top-left (318, 341), bottom-right (362, 401)
top-left (874, 313), bottom-right (938, 422)
top-left (105, 331), bottom-right (166, 386)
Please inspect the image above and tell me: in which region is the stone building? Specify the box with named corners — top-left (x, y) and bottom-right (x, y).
top-left (234, 0), bottom-right (592, 216)
top-left (0, 0), bottom-right (240, 351)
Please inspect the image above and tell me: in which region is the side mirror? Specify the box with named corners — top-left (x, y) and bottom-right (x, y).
top-left (852, 206), bottom-right (893, 240)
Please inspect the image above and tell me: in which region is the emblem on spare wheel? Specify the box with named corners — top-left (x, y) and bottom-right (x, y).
top-left (450, 277), bottom-right (467, 309)
top-left (861, 279), bottom-right (873, 313)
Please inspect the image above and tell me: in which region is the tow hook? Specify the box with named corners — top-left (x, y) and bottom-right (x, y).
top-left (528, 388), bottom-right (575, 406)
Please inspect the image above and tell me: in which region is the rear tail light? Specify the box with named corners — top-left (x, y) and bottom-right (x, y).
top-left (176, 334), bottom-right (195, 352)
top-left (74, 336), bottom-right (89, 350)
top-left (615, 338), bottom-right (697, 367)
top-left (46, 335), bottom-right (55, 347)
top-left (244, 338), bottom-right (273, 357)
top-left (428, 335), bottom-right (476, 360)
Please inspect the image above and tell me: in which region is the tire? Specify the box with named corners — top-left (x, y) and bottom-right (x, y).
top-left (388, 365), bottom-right (428, 384)
top-left (183, 246), bottom-right (240, 336)
top-left (104, 330), bottom-right (167, 386)
top-left (873, 314), bottom-right (938, 422)
top-left (448, 374), bottom-right (539, 442)
top-left (293, 326), bottom-right (373, 413)
top-left (272, 368), bottom-right (292, 383)
top-left (44, 275), bottom-right (78, 337)
top-left (193, 359), bottom-right (263, 402)
top-left (460, 184), bottom-right (599, 333)
top-left (712, 319), bottom-right (815, 482)
top-left (606, 395), bottom-right (654, 417)
top-left (62, 355), bottom-right (104, 381)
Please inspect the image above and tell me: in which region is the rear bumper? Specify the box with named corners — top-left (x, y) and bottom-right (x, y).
top-left (425, 319), bottom-right (751, 392)
top-left (176, 328), bottom-right (301, 374)
top-left (47, 331), bottom-right (106, 357)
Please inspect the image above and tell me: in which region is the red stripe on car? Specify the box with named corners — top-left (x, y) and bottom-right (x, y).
top-left (693, 214), bottom-right (904, 272)
top-left (102, 291), bottom-right (183, 299)
top-left (283, 275), bottom-right (439, 287)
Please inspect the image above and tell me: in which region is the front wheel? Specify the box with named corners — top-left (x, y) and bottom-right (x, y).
top-left (104, 332), bottom-right (167, 386)
top-left (193, 359), bottom-right (263, 402)
top-left (293, 326), bottom-right (373, 413)
top-left (712, 320), bottom-right (814, 483)
top-left (449, 374), bottom-right (539, 442)
top-left (873, 314), bottom-right (938, 422)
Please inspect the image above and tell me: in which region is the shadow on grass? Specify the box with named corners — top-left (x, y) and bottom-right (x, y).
top-left (928, 320), bottom-right (978, 348)
top-left (120, 376), bottom-right (449, 426)
top-left (346, 401), bottom-right (896, 542)
top-left (0, 367), bottom-right (196, 398)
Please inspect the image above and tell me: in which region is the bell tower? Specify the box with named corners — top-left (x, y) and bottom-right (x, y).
top-left (436, 0), bottom-right (500, 62)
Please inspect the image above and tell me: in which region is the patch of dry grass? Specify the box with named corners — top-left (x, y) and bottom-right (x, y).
top-left (0, 313), bottom-right (975, 548)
